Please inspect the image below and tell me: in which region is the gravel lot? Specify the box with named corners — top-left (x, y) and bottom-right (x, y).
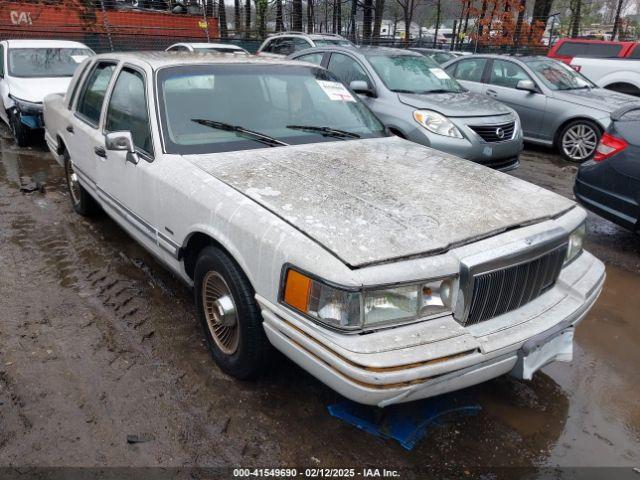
top-left (0, 128), bottom-right (638, 476)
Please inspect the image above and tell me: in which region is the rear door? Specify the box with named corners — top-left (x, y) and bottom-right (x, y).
top-left (444, 57), bottom-right (487, 94)
top-left (484, 59), bottom-right (546, 139)
top-left (68, 60), bottom-right (118, 188)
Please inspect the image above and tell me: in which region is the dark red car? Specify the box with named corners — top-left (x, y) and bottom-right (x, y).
top-left (548, 38), bottom-right (640, 64)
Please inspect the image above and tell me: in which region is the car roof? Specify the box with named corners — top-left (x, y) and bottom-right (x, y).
top-left (267, 31), bottom-right (350, 41)
top-left (91, 51), bottom-right (307, 69)
top-left (3, 39), bottom-right (91, 49)
top-left (171, 42), bottom-right (245, 49)
top-left (447, 53), bottom-right (547, 62)
top-left (290, 45), bottom-right (419, 58)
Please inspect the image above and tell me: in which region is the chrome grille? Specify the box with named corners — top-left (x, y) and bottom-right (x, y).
top-left (469, 122), bottom-right (515, 143)
top-left (463, 243), bottom-right (567, 326)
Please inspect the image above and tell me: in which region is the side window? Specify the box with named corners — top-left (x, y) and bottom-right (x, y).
top-left (292, 38), bottom-right (311, 52)
top-left (106, 67), bottom-right (153, 156)
top-left (327, 53), bottom-right (371, 88)
top-left (489, 60), bottom-right (530, 89)
top-left (0, 45), bottom-right (4, 77)
top-left (274, 39), bottom-right (295, 56)
top-left (296, 52), bottom-right (323, 65)
top-left (629, 45), bottom-right (640, 59)
top-left (76, 62), bottom-right (116, 126)
top-left (451, 58), bottom-right (486, 82)
top-left (261, 39), bottom-right (276, 53)
top-left (67, 60), bottom-right (92, 109)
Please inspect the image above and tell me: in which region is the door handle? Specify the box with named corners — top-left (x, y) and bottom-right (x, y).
top-left (66, 125), bottom-right (74, 133)
top-left (94, 146), bottom-right (107, 158)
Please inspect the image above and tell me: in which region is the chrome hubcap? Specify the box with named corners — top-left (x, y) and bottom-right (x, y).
top-left (202, 271), bottom-right (239, 355)
top-left (67, 163), bottom-right (81, 204)
top-left (562, 124), bottom-right (597, 161)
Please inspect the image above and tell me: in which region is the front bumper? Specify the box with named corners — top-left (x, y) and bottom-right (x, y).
top-left (406, 120), bottom-right (523, 171)
top-left (258, 250), bottom-right (605, 407)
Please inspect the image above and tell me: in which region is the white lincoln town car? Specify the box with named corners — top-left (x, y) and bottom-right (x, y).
top-left (43, 53), bottom-right (605, 407)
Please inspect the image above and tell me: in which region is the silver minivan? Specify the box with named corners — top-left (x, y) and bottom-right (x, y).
top-left (290, 46), bottom-right (523, 170)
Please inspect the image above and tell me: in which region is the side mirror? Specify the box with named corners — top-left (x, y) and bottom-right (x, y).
top-left (105, 131), bottom-right (139, 164)
top-left (349, 80), bottom-right (374, 97)
top-left (516, 79), bottom-right (537, 93)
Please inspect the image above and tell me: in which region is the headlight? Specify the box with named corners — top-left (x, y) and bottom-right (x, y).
top-left (9, 95), bottom-right (43, 114)
top-left (281, 268), bottom-right (454, 331)
top-left (565, 222), bottom-right (586, 265)
top-left (413, 110), bottom-right (463, 138)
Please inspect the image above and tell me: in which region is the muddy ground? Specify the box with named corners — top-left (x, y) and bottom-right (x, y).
top-left (0, 127), bottom-right (638, 477)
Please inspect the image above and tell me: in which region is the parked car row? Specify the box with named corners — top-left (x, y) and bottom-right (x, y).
top-left (39, 50), bottom-right (604, 406)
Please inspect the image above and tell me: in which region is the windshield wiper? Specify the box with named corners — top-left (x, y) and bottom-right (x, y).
top-left (191, 118), bottom-right (288, 147)
top-left (286, 125), bottom-right (361, 139)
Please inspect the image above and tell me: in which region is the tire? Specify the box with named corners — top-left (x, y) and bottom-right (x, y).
top-left (63, 151), bottom-right (98, 216)
top-left (9, 110), bottom-right (29, 147)
top-left (557, 119), bottom-right (601, 163)
top-left (194, 246), bottom-right (271, 379)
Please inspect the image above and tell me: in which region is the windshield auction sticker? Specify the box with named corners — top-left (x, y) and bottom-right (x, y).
top-left (316, 80), bottom-right (356, 102)
top-left (429, 68), bottom-right (451, 80)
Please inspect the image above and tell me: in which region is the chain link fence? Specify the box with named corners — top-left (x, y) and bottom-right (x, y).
top-left (0, 0), bottom-right (265, 53)
top-left (1, 1), bottom-right (550, 55)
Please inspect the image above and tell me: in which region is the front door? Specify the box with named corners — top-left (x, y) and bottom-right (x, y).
top-left (98, 65), bottom-right (158, 255)
top-left (484, 59), bottom-right (547, 139)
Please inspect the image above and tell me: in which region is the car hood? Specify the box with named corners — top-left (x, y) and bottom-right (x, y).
top-left (185, 137), bottom-right (574, 268)
top-left (397, 91), bottom-right (514, 118)
top-left (551, 88), bottom-right (636, 113)
top-left (6, 76), bottom-right (72, 103)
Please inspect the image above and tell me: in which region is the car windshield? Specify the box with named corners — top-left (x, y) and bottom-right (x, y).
top-left (365, 54), bottom-right (465, 94)
top-left (314, 39), bottom-right (354, 47)
top-left (8, 48), bottom-right (93, 78)
top-left (157, 64), bottom-right (386, 154)
top-left (525, 59), bottom-right (596, 90)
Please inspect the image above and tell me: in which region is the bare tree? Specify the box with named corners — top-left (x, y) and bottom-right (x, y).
top-left (254, 0), bottom-right (267, 37)
top-left (513, 0), bottom-right (526, 50)
top-left (307, 0), bottom-right (315, 32)
top-left (275, 0), bottom-right (285, 30)
top-left (234, 0), bottom-right (242, 33)
top-left (363, 0), bottom-right (373, 42)
top-left (218, 0), bottom-right (228, 37)
top-left (349, 0), bottom-right (358, 39)
top-left (529, 0), bottom-right (553, 42)
top-left (292, 0), bottom-right (303, 30)
top-left (570, 0), bottom-right (581, 38)
top-left (433, 0), bottom-right (442, 47)
top-left (244, 0), bottom-right (251, 34)
top-left (395, 0), bottom-right (418, 45)
top-left (372, 0), bottom-right (385, 43)
top-left (612, 0), bottom-right (626, 39)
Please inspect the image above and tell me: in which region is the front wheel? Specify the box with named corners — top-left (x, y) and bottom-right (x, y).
top-left (558, 120), bottom-right (601, 163)
top-left (9, 110), bottom-right (29, 147)
top-left (64, 152), bottom-right (98, 216)
top-left (194, 246), bottom-right (271, 379)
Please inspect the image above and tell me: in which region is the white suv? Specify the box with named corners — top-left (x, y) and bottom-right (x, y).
top-left (257, 32), bottom-right (354, 58)
top-left (0, 39), bottom-right (93, 146)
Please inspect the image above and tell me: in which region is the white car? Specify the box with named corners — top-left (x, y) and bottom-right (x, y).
top-left (257, 32), bottom-right (354, 58)
top-left (570, 57), bottom-right (640, 97)
top-left (0, 39), bottom-right (93, 146)
top-left (166, 42), bottom-right (249, 55)
top-left (43, 53), bottom-right (604, 407)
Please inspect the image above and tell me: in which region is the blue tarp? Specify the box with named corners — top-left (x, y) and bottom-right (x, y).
top-left (328, 395), bottom-right (481, 450)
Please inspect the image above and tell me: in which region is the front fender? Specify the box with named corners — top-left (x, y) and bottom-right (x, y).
top-left (597, 72), bottom-right (640, 90)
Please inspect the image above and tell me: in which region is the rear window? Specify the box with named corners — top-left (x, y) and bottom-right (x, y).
top-left (556, 41), bottom-right (622, 58)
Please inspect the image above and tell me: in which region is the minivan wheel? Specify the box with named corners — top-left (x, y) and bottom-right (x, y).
top-left (558, 120), bottom-right (600, 163)
top-left (194, 246), bottom-right (271, 379)
top-left (9, 110), bottom-right (29, 147)
top-left (64, 152), bottom-right (98, 216)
